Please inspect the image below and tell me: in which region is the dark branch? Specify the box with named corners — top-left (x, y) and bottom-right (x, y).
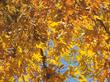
top-left (40, 48), bottom-right (47, 68)
top-left (96, 18), bottom-right (110, 35)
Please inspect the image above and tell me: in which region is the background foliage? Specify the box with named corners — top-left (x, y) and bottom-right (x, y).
top-left (0, 0), bottom-right (110, 82)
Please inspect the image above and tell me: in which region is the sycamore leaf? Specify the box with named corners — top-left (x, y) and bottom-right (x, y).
top-left (48, 59), bottom-right (58, 65)
top-left (80, 50), bottom-right (86, 56)
top-left (17, 46), bottom-right (22, 53)
top-left (56, 3), bottom-right (62, 9)
top-left (48, 21), bottom-right (59, 32)
top-left (32, 53), bottom-right (42, 62)
top-left (36, 43), bottom-right (46, 49)
top-left (79, 75), bottom-right (87, 82)
top-left (87, 50), bottom-right (95, 58)
top-left (24, 74), bottom-right (30, 82)
top-left (94, 15), bottom-right (103, 20)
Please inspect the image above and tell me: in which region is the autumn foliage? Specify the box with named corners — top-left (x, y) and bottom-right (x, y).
top-left (0, 0), bottom-right (110, 82)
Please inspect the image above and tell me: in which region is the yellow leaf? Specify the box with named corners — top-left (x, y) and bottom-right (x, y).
top-left (87, 50), bottom-right (95, 57)
top-left (18, 77), bottom-right (23, 82)
top-left (2, 42), bottom-right (6, 48)
top-left (5, 34), bottom-right (10, 38)
top-left (76, 55), bottom-right (82, 61)
top-left (0, 36), bottom-right (2, 42)
top-left (24, 74), bottom-right (30, 81)
top-left (36, 43), bottom-right (45, 49)
top-left (56, 3), bottom-right (62, 9)
top-left (32, 53), bottom-right (42, 62)
top-left (17, 46), bottom-right (22, 53)
top-left (49, 59), bottom-right (58, 65)
top-left (94, 15), bottom-right (102, 20)
top-left (74, 68), bottom-right (80, 75)
top-left (50, 22), bottom-right (59, 27)
top-left (80, 50), bottom-right (86, 56)
top-left (0, 66), bottom-right (3, 71)
top-left (79, 75), bottom-right (87, 82)
top-left (18, 60), bottom-right (21, 67)
top-left (48, 21), bottom-right (59, 32)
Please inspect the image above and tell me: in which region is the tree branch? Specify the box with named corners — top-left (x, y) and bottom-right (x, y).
top-left (40, 48), bottom-right (47, 68)
top-left (96, 18), bottom-right (110, 35)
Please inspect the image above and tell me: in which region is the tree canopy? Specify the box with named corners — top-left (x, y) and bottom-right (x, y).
top-left (0, 0), bottom-right (110, 82)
